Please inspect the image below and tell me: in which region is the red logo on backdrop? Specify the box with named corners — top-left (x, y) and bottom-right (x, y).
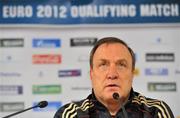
top-left (32, 54), bottom-right (61, 64)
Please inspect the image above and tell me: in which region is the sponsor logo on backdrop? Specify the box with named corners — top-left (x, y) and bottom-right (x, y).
top-left (175, 68), bottom-right (180, 75)
top-left (0, 38), bottom-right (24, 47)
top-left (0, 102), bottom-right (24, 112)
top-left (155, 38), bottom-right (162, 44)
top-left (0, 55), bottom-right (12, 63)
top-left (32, 54), bottom-right (61, 64)
top-left (149, 38), bottom-right (168, 45)
top-left (32, 85), bottom-right (61, 94)
top-left (145, 68), bottom-right (168, 76)
top-left (33, 101), bottom-right (61, 112)
top-left (146, 53), bottom-right (174, 62)
top-left (71, 86), bottom-right (91, 91)
top-left (133, 68), bottom-right (140, 76)
top-left (32, 38), bottom-right (61, 48)
top-left (0, 55), bottom-right (22, 63)
top-left (58, 69), bottom-right (81, 77)
top-left (148, 82), bottom-right (176, 92)
top-left (70, 37), bottom-right (97, 46)
top-left (0, 85), bottom-right (23, 95)
top-left (150, 37), bottom-right (176, 46)
top-left (78, 55), bottom-right (89, 62)
top-left (0, 72), bottom-right (22, 78)
top-left (38, 71), bottom-right (44, 78)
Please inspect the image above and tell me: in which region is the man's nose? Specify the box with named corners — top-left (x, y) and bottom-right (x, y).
top-left (107, 65), bottom-right (118, 80)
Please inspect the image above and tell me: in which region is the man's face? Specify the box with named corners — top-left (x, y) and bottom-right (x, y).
top-left (90, 43), bottom-right (134, 103)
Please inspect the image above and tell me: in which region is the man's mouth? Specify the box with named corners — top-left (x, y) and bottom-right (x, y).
top-left (106, 84), bottom-right (119, 87)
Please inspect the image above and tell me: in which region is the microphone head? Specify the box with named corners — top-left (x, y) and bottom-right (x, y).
top-left (112, 92), bottom-right (120, 100)
top-left (37, 101), bottom-right (48, 108)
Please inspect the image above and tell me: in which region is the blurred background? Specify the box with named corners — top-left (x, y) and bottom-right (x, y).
top-left (0, 0), bottom-right (180, 118)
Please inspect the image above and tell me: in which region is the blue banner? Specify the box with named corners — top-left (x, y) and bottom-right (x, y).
top-left (0, 0), bottom-right (180, 25)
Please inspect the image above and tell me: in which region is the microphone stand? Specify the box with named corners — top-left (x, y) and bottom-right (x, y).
top-left (122, 106), bottom-right (128, 118)
top-left (2, 101), bottom-right (48, 118)
top-left (113, 93), bottom-right (128, 118)
top-left (2, 105), bottom-right (38, 118)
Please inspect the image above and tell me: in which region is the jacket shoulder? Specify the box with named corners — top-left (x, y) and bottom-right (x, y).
top-left (132, 92), bottom-right (174, 118)
top-left (54, 99), bottom-right (92, 118)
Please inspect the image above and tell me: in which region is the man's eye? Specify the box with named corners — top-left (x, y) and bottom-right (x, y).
top-left (118, 62), bottom-right (127, 67)
top-left (99, 63), bottom-right (106, 66)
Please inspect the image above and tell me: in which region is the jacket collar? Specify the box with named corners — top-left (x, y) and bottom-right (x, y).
top-left (88, 88), bottom-right (135, 109)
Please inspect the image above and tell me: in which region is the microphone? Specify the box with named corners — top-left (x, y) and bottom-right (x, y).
top-left (2, 101), bottom-right (48, 118)
top-left (112, 93), bottom-right (128, 118)
top-left (113, 92), bottom-right (120, 100)
top-left (37, 101), bottom-right (48, 108)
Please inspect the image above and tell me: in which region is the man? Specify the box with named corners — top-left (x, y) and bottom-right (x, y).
top-left (54, 37), bottom-right (174, 118)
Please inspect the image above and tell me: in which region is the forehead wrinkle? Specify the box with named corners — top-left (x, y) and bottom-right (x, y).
top-left (97, 58), bottom-right (127, 64)
top-left (94, 43), bottom-right (132, 62)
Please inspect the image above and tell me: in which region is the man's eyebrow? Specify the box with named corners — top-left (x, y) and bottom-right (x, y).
top-left (98, 59), bottom-right (107, 61)
top-left (116, 59), bottom-right (128, 62)
top-left (96, 59), bottom-right (109, 64)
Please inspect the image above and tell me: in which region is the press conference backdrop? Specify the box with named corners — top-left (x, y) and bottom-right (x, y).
top-left (0, 0), bottom-right (180, 118)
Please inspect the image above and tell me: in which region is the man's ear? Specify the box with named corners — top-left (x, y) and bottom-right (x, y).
top-left (90, 67), bottom-right (93, 80)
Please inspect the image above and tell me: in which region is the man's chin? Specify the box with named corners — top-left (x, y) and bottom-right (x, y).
top-left (105, 90), bottom-right (119, 96)
top-left (105, 87), bottom-right (119, 92)
top-left (103, 93), bottom-right (116, 100)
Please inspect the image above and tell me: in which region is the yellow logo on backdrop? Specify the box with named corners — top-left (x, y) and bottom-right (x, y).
top-left (133, 68), bottom-right (140, 76)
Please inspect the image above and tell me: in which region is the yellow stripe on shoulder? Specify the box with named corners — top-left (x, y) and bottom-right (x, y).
top-left (132, 94), bottom-right (171, 118)
top-left (62, 103), bottom-right (76, 118)
top-left (62, 99), bottom-right (94, 118)
top-left (76, 99), bottom-right (94, 111)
